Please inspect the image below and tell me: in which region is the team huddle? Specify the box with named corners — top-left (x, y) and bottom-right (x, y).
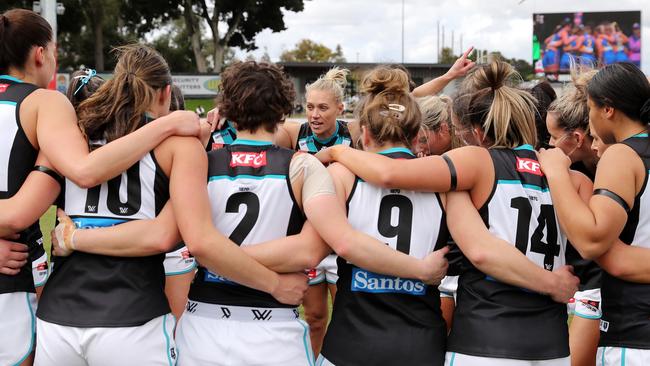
top-left (2, 7), bottom-right (650, 366)
top-left (542, 17), bottom-right (641, 75)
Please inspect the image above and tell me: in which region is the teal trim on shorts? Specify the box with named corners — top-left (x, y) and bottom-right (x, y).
top-left (34, 277), bottom-right (48, 287)
top-left (12, 293), bottom-right (35, 366)
top-left (601, 346), bottom-right (606, 366)
top-left (0, 101), bottom-right (17, 106)
top-left (165, 261), bottom-right (197, 276)
top-left (574, 311), bottom-right (601, 320)
top-left (299, 320), bottom-right (314, 366)
top-left (163, 314), bottom-right (173, 366)
top-left (326, 279), bottom-right (338, 285)
top-left (450, 352), bottom-right (456, 366)
top-left (621, 347), bottom-right (626, 366)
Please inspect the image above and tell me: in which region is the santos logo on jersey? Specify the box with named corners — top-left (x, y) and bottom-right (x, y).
top-left (230, 151), bottom-right (267, 168)
top-left (516, 157), bottom-right (543, 176)
top-left (351, 267), bottom-right (426, 296)
top-left (204, 270), bottom-right (238, 285)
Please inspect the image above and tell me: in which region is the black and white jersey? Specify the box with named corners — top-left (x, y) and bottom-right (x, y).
top-left (0, 75), bottom-right (42, 294)
top-left (600, 133), bottom-right (650, 349)
top-left (207, 120), bottom-right (237, 151)
top-left (566, 161), bottom-right (602, 292)
top-left (322, 148), bottom-right (448, 366)
top-left (188, 140), bottom-right (304, 308)
top-left (37, 151), bottom-right (170, 327)
top-left (295, 120), bottom-right (353, 153)
top-left (447, 145), bottom-right (570, 360)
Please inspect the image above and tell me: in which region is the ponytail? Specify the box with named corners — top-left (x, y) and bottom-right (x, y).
top-left (459, 60), bottom-right (537, 148)
top-left (0, 9), bottom-right (52, 74)
top-left (76, 45), bottom-right (171, 148)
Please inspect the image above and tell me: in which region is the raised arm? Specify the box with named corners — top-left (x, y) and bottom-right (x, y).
top-left (0, 153), bottom-right (61, 237)
top-left (539, 146), bottom-right (634, 259)
top-left (412, 46), bottom-right (475, 98)
top-left (446, 191), bottom-right (579, 302)
top-left (34, 90), bottom-right (200, 188)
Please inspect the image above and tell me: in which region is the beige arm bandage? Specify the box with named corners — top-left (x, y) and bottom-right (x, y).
top-left (289, 153), bottom-right (336, 203)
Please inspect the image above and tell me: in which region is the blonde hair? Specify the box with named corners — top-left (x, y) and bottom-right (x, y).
top-left (306, 67), bottom-right (349, 103)
top-left (548, 66), bottom-right (597, 133)
top-left (418, 95), bottom-right (452, 132)
top-left (357, 66), bottom-right (421, 148)
top-left (456, 60), bottom-right (538, 148)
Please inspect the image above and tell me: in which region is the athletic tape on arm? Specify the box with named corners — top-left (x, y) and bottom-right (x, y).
top-left (289, 153), bottom-right (336, 203)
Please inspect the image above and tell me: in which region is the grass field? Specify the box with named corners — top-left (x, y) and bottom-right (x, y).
top-left (185, 98), bottom-right (215, 114)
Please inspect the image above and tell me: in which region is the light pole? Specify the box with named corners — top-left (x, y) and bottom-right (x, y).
top-left (401, 0), bottom-right (405, 63)
top-left (33, 0), bottom-right (64, 90)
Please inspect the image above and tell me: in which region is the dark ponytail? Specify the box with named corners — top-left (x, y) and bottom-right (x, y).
top-left (0, 9), bottom-right (52, 74)
top-left (640, 99), bottom-right (650, 126)
top-left (587, 63), bottom-right (650, 125)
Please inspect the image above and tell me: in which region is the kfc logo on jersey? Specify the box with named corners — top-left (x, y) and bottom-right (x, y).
top-left (516, 157), bottom-right (544, 176)
top-left (0, 84), bottom-right (8, 93)
top-left (230, 151), bottom-right (267, 168)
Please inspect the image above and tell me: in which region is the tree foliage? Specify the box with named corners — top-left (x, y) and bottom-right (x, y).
top-left (280, 39), bottom-right (346, 63)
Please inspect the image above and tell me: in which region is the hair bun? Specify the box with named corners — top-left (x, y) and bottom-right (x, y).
top-left (641, 98), bottom-right (650, 124)
top-left (360, 66), bottom-right (410, 96)
top-left (323, 67), bottom-right (349, 88)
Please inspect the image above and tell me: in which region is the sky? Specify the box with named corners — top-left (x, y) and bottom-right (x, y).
top-left (234, 0), bottom-right (649, 72)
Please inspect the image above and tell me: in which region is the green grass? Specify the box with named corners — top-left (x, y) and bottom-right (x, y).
top-left (184, 98), bottom-right (215, 114)
top-left (39, 206), bottom-right (57, 260)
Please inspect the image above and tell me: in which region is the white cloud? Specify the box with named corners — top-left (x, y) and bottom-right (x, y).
top-left (234, 0), bottom-right (649, 72)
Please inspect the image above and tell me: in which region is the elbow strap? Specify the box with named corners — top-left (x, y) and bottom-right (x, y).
top-left (442, 155), bottom-right (457, 191)
top-left (33, 165), bottom-right (63, 186)
top-left (593, 188), bottom-right (631, 213)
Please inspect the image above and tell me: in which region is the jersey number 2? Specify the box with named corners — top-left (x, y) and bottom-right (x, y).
top-left (226, 192), bottom-right (260, 244)
top-left (510, 197), bottom-right (560, 270)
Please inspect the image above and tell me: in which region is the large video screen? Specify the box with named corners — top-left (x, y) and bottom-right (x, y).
top-left (533, 11), bottom-right (641, 79)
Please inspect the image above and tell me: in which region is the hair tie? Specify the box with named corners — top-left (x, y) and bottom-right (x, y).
top-left (73, 69), bottom-right (97, 96)
top-left (379, 103), bottom-right (406, 120)
top-left (491, 83), bottom-right (504, 91)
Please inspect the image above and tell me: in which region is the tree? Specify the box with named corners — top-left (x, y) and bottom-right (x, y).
top-left (439, 47), bottom-right (457, 64)
top-left (280, 39), bottom-right (346, 63)
top-left (183, 0), bottom-right (305, 73)
top-left (150, 19), bottom-right (195, 73)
